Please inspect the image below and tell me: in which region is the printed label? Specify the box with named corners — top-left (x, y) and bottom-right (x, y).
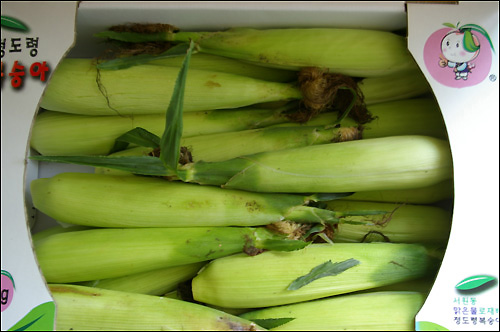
top-left (1, 15), bottom-right (52, 89)
top-left (1, 270), bottom-right (15, 312)
top-left (423, 23), bottom-right (495, 88)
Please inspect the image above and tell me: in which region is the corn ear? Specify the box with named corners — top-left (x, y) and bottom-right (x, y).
top-left (179, 135), bottom-right (453, 193)
top-left (35, 226), bottom-right (306, 283)
top-left (357, 98), bottom-right (448, 140)
top-left (95, 124), bottom-right (360, 174)
top-left (343, 179), bottom-right (454, 204)
top-left (49, 284), bottom-right (265, 331)
top-left (100, 124), bottom-right (360, 169)
top-left (360, 69), bottom-right (431, 105)
top-left (40, 58), bottom-right (302, 116)
top-left (183, 125), bottom-right (360, 163)
top-left (192, 242), bottom-right (436, 308)
top-left (208, 278), bottom-right (435, 319)
top-left (30, 172), bottom-right (365, 228)
top-left (240, 291), bottom-right (425, 331)
top-left (324, 200), bottom-right (452, 244)
top-left (149, 52), bottom-right (297, 82)
top-left (193, 28), bottom-right (419, 76)
top-left (98, 27), bottom-right (418, 77)
top-left (80, 262), bottom-right (205, 296)
top-left (355, 276), bottom-right (436, 294)
top-left (30, 107), bottom-right (291, 156)
top-left (271, 98), bottom-right (448, 140)
top-left (31, 224), bottom-right (92, 247)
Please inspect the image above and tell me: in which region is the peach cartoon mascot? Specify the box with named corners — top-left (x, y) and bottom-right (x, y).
top-left (439, 23), bottom-right (494, 80)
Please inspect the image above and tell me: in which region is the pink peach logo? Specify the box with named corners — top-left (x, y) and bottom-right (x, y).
top-left (424, 22), bottom-right (495, 88)
top-left (1, 270), bottom-right (15, 312)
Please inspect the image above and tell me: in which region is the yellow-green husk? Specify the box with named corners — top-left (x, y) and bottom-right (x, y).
top-left (325, 200), bottom-right (452, 244)
top-left (192, 242), bottom-right (436, 308)
top-left (179, 135), bottom-right (453, 193)
top-left (240, 291), bottom-right (425, 331)
top-left (35, 226), bottom-right (298, 283)
top-left (80, 262), bottom-right (205, 296)
top-left (49, 284), bottom-right (265, 331)
top-left (40, 58), bottom-right (301, 116)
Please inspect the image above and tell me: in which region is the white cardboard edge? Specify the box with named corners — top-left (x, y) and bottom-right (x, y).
top-left (1, 1), bottom-right (78, 330)
top-left (407, 2), bottom-right (499, 331)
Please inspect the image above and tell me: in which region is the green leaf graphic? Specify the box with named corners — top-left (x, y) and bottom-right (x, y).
top-left (442, 23), bottom-right (456, 29)
top-left (455, 275), bottom-right (497, 290)
top-left (7, 301), bottom-right (55, 331)
top-left (416, 321), bottom-right (449, 331)
top-left (1, 16), bottom-right (29, 31)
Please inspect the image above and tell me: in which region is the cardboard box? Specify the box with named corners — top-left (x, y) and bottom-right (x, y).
top-left (1, 1), bottom-right (498, 330)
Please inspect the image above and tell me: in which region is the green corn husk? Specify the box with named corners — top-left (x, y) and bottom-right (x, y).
top-left (30, 172), bottom-right (376, 228)
top-left (30, 108), bottom-right (285, 157)
top-left (360, 69), bottom-right (432, 105)
top-left (35, 226), bottom-right (308, 283)
top-left (205, 277), bottom-right (436, 319)
top-left (240, 291), bottom-right (426, 331)
top-left (96, 124), bottom-right (360, 170)
top-left (355, 99), bottom-right (448, 140)
top-left (271, 98), bottom-right (449, 140)
top-left (80, 262), bottom-right (206, 296)
top-left (40, 58), bottom-right (302, 116)
top-left (355, 276), bottom-right (436, 294)
top-left (30, 107), bottom-right (294, 156)
top-left (94, 146), bottom-right (153, 175)
top-left (324, 200), bottom-right (452, 244)
top-left (192, 242), bottom-right (437, 308)
top-left (178, 125), bottom-right (360, 163)
top-left (33, 136), bottom-right (453, 194)
top-left (96, 27), bottom-right (419, 77)
top-left (49, 284), bottom-right (266, 331)
top-left (31, 76), bottom-right (434, 157)
top-left (31, 224), bottom-right (92, 247)
top-left (342, 179), bottom-right (454, 205)
top-left (177, 135), bottom-right (453, 193)
top-left (148, 52), bottom-right (297, 82)
top-left (94, 125), bottom-right (360, 174)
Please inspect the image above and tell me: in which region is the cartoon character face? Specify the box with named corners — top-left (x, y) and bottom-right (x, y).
top-left (441, 31), bottom-right (480, 63)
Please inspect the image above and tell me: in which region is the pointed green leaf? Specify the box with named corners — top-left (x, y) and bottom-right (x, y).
top-left (251, 318), bottom-right (295, 330)
top-left (443, 23), bottom-right (457, 29)
top-left (455, 275), bottom-right (496, 290)
top-left (1, 16), bottom-right (29, 31)
top-left (287, 258), bottom-right (360, 290)
top-left (97, 43), bottom-right (192, 70)
top-left (160, 40), bottom-right (196, 172)
top-left (29, 155), bottom-right (172, 176)
top-left (109, 127), bottom-right (161, 154)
